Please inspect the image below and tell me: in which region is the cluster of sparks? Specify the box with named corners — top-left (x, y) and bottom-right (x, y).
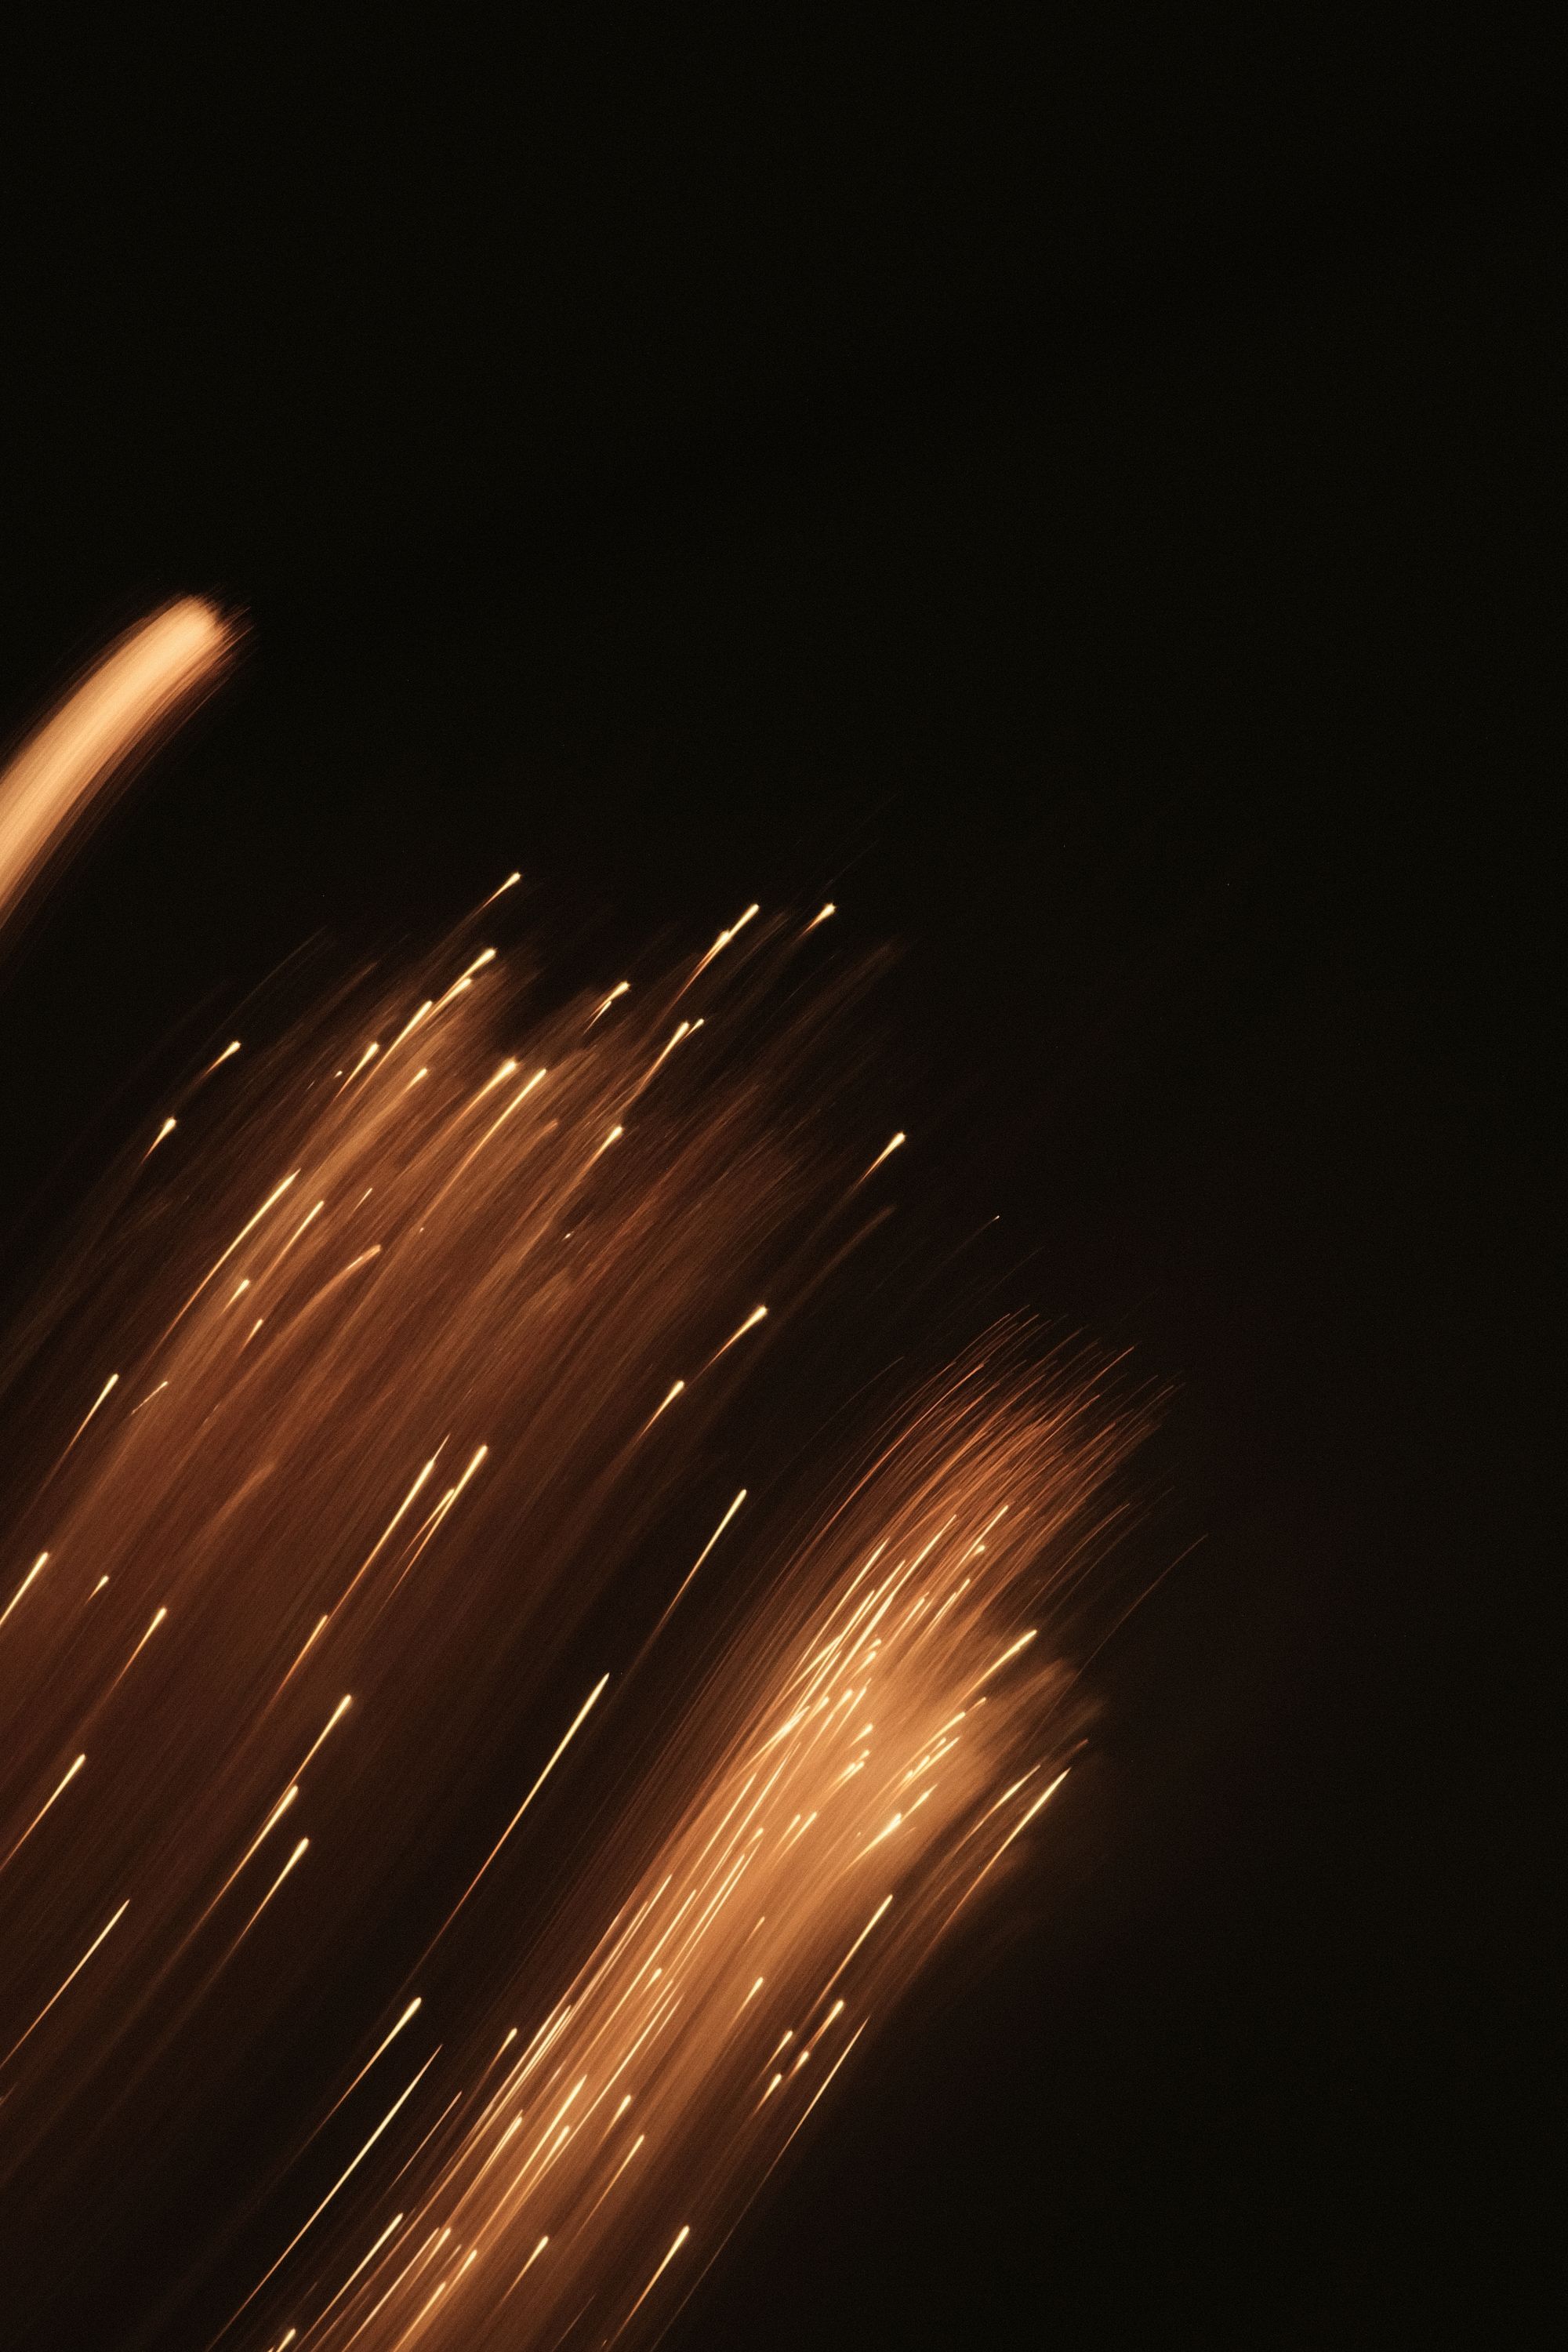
top-left (0, 608), bottom-right (1149, 2348)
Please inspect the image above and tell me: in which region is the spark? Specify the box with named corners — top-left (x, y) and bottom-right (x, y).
top-left (55, 1374), bottom-right (120, 1466)
top-left (708, 1304), bottom-right (767, 1364)
top-left (589, 980), bottom-right (631, 1025)
top-left (337, 1044), bottom-right (380, 1095)
top-left (0, 1753), bottom-right (86, 1878)
top-left (332, 1458), bottom-right (443, 1617)
top-left (144, 1115), bottom-right (178, 1158)
top-left (0, 1550), bottom-right (49, 1632)
top-left (273, 1616), bottom-right (329, 1700)
top-left (164, 1170), bottom-right (300, 1337)
top-left (968, 1628), bottom-right (1037, 1693)
top-left (291, 1693), bottom-right (354, 1781)
top-left (0, 629), bottom-right (1151, 2347)
top-left (648, 1489), bottom-right (746, 1638)
top-left (379, 1002), bottom-right (434, 1073)
top-left (675, 902), bottom-right (760, 998)
top-left (307, 2208), bottom-right (406, 2336)
top-left (2, 1899), bottom-right (129, 2070)
top-left (862, 1131), bottom-right (906, 1180)
top-left (230, 1835), bottom-right (310, 1948)
top-left (192, 1787), bottom-right (299, 1930)
top-left (804, 902), bottom-right (836, 931)
top-left (641, 1378), bottom-right (685, 1434)
top-left (103, 1605), bottom-right (168, 1694)
top-left (622, 2224), bottom-right (691, 2328)
top-left (817, 1895), bottom-right (894, 2005)
top-left (215, 2049), bottom-right (441, 2339)
top-left (504, 2234), bottom-right (550, 2296)
top-left (0, 599), bottom-right (238, 936)
top-left (308, 1999), bottom-right (424, 2143)
top-left (435, 1675), bottom-right (612, 1940)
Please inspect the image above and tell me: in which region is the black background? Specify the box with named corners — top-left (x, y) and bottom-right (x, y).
top-left (1, 18), bottom-right (1555, 2345)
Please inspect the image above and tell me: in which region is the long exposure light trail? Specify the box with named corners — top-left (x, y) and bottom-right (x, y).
top-left (0, 607), bottom-right (1153, 2350)
top-left (0, 597), bottom-right (236, 935)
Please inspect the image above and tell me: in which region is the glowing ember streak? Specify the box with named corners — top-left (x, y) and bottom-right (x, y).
top-left (192, 1788), bottom-right (301, 1931)
top-left (301, 2208), bottom-right (406, 2336)
top-left (0, 610), bottom-right (1152, 2348)
top-left (0, 1752), bottom-right (85, 1877)
top-left (648, 1489), bottom-right (747, 1638)
top-left (2, 1899), bottom-right (129, 2069)
top-left (216, 2049), bottom-right (442, 2339)
top-left (285, 1364), bottom-right (1143, 2347)
top-left (622, 2223), bottom-right (691, 2328)
top-left (103, 1604), bottom-right (168, 1694)
top-left (862, 1129), bottom-right (906, 1179)
top-left (292, 1694), bottom-right (354, 1781)
top-left (0, 1549), bottom-right (49, 1631)
top-left (58, 1373), bottom-right (119, 1463)
top-left (310, 2002), bottom-right (425, 2141)
top-left (707, 1304), bottom-right (767, 1364)
top-left (641, 1378), bottom-right (685, 1433)
top-left (434, 1675), bottom-right (612, 1943)
top-left (164, 1170), bottom-right (301, 1336)
top-left (674, 902), bottom-right (760, 999)
top-left (589, 981), bottom-right (631, 1025)
top-left (230, 1835), bottom-right (310, 1948)
top-left (0, 599), bottom-right (237, 938)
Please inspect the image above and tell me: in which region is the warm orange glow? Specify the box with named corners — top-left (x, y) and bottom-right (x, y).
top-left (0, 599), bottom-right (238, 936)
top-left (0, 611), bottom-right (1150, 2350)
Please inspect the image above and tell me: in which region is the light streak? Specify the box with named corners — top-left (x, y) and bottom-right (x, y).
top-left (862, 1130), bottom-right (906, 1179)
top-left (0, 1550), bottom-right (49, 1632)
top-left (0, 607), bottom-right (1152, 2350)
top-left (164, 1171), bottom-right (301, 1337)
top-left (291, 1695), bottom-right (354, 1782)
top-left (230, 1836), bottom-right (310, 1949)
top-left (0, 599), bottom-right (238, 936)
top-left (2, 1899), bottom-right (129, 2069)
top-left (193, 1788), bottom-right (300, 1930)
top-left (0, 1754), bottom-right (86, 1878)
top-left (310, 2002), bottom-right (424, 2143)
top-left (648, 1489), bottom-right (746, 1639)
top-left (434, 1675), bottom-right (612, 1944)
top-left (707, 1305), bottom-right (767, 1364)
top-left (307, 2208), bottom-right (407, 2339)
top-left (268, 1363), bottom-right (1143, 2348)
top-left (621, 2224), bottom-right (690, 2328)
top-left (216, 2051), bottom-right (442, 2341)
top-left (59, 1374), bottom-right (119, 1462)
top-left (99, 1605), bottom-right (169, 1698)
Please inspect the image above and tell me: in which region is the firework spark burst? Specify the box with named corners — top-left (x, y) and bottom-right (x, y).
top-left (0, 611), bottom-right (1152, 2349)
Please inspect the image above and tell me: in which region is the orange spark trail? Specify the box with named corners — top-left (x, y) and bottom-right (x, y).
top-left (2, 1900), bottom-right (129, 2070)
top-left (267, 1362), bottom-right (1145, 2349)
top-left (0, 599), bottom-right (238, 938)
top-left (0, 607), bottom-right (1155, 2352)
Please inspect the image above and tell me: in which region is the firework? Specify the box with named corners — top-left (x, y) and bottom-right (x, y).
top-left (0, 614), bottom-right (1150, 2349)
top-left (226, 1356), bottom-right (1142, 2350)
top-left (0, 598), bottom-right (236, 938)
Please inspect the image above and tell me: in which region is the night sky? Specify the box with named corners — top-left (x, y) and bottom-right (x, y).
top-left (2, 22), bottom-right (1553, 2346)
